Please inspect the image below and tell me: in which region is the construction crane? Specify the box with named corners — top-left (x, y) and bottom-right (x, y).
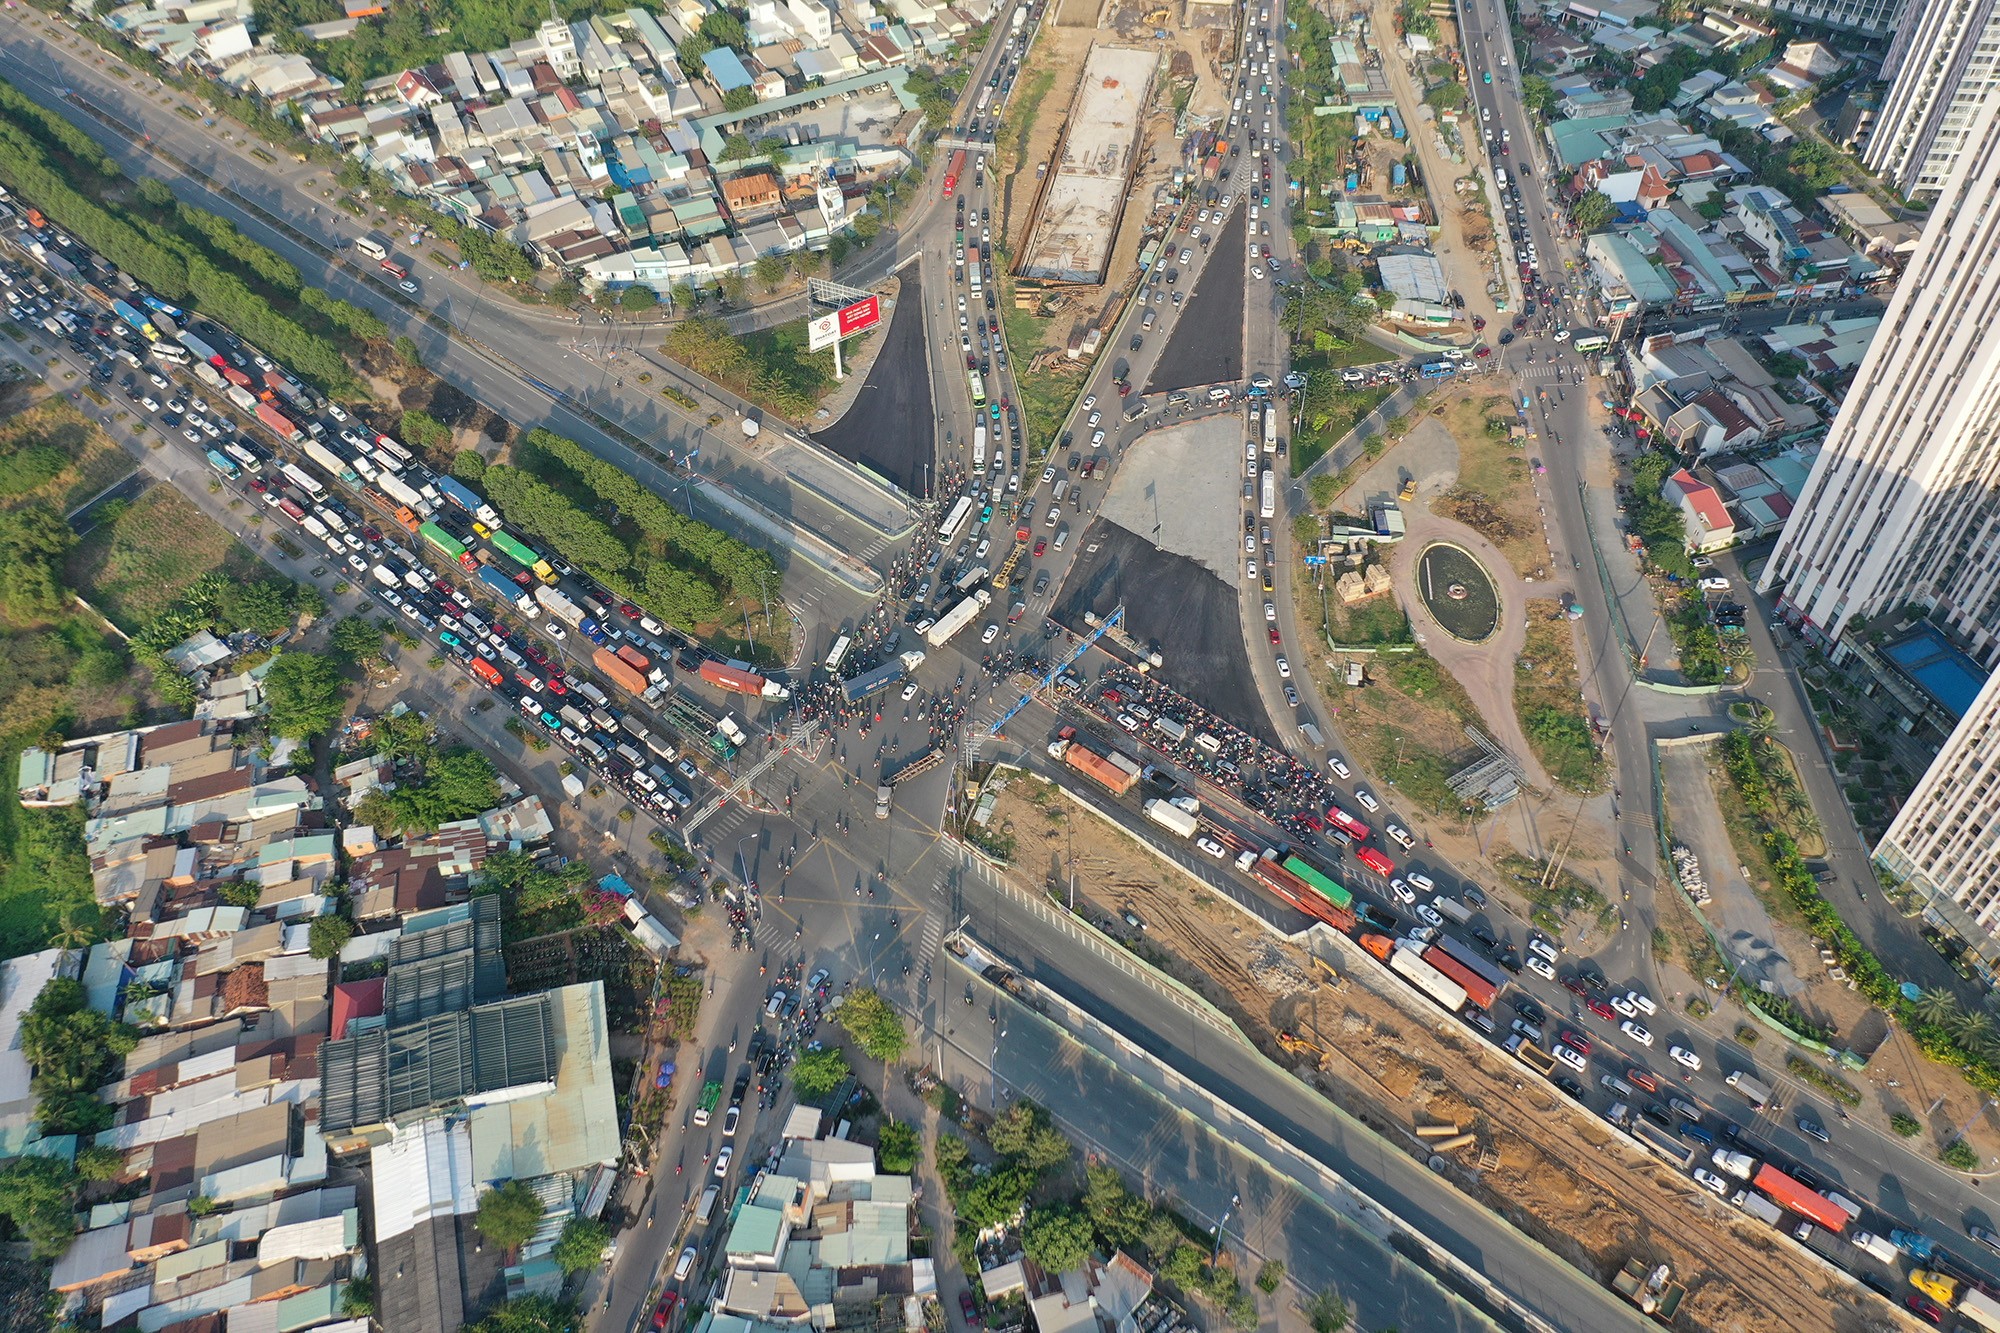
top-left (988, 605), bottom-right (1124, 736)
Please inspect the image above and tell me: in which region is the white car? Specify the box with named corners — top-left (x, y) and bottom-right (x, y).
top-left (901, 681), bottom-right (920, 701)
top-left (1195, 836), bottom-right (1228, 859)
top-left (1328, 755), bottom-right (1351, 779)
top-left (1620, 1020), bottom-right (1654, 1047)
top-left (1389, 878), bottom-right (1416, 904)
top-left (1041, 466), bottom-right (1056, 483)
top-left (1082, 394), bottom-right (1097, 410)
top-left (1090, 430), bottom-right (1106, 448)
top-left (1415, 903), bottom-right (1444, 928)
top-left (1627, 991), bottom-right (1658, 1016)
top-left (1087, 411), bottom-right (1102, 428)
top-left (1699, 577), bottom-right (1731, 592)
top-left (1669, 1045), bottom-right (1702, 1071)
top-left (1610, 993), bottom-right (1639, 1019)
top-left (1250, 266), bottom-right (1265, 280)
top-left (399, 280), bottom-right (419, 295)
top-left (1354, 787), bottom-right (1380, 812)
top-left (1553, 328), bottom-right (1571, 341)
top-left (714, 1145), bottom-right (734, 1176)
top-left (1406, 870), bottom-right (1435, 893)
top-left (1528, 936), bottom-right (1560, 963)
top-left (1526, 955), bottom-right (1557, 981)
top-left (1246, 559), bottom-right (1258, 580)
top-left (1692, 1168), bottom-right (1729, 1196)
top-left (1264, 602), bottom-right (1277, 621)
top-left (981, 623), bottom-right (1000, 644)
top-left (1275, 656), bottom-right (1290, 678)
top-left (1552, 1043), bottom-right (1588, 1072)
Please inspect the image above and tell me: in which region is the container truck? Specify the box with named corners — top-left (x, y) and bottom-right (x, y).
top-left (1429, 934), bottom-right (1508, 993)
top-left (1630, 1120), bottom-right (1695, 1167)
top-left (926, 589), bottom-right (992, 647)
top-left (1730, 1189), bottom-right (1784, 1225)
top-left (841, 658), bottom-right (910, 704)
top-left (717, 714), bottom-right (749, 747)
top-left (535, 586), bottom-right (587, 626)
top-left (1047, 727), bottom-right (1141, 796)
top-left (255, 402), bottom-right (303, 442)
top-left (700, 660), bottom-right (775, 696)
top-left (302, 439), bottom-right (355, 482)
top-left (1751, 1163), bottom-right (1849, 1232)
top-left (436, 474), bottom-right (503, 529)
top-left (226, 384), bottom-right (259, 412)
top-left (596, 647), bottom-right (650, 696)
top-left (1710, 1148), bottom-right (1757, 1179)
top-left (375, 471), bottom-right (426, 512)
top-left (1421, 946), bottom-right (1499, 1010)
top-left (476, 566), bottom-right (524, 604)
top-left (179, 331), bottom-right (221, 365)
top-left (110, 299), bottom-right (156, 340)
top-left (1724, 1070), bottom-right (1773, 1110)
top-left (1389, 943), bottom-right (1467, 1013)
top-left (1142, 798), bottom-right (1200, 839)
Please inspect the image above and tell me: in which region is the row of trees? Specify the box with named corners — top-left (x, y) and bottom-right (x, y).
top-left (661, 315), bottom-right (839, 419)
top-left (0, 82), bottom-right (373, 394)
top-left (524, 429), bottom-right (777, 607)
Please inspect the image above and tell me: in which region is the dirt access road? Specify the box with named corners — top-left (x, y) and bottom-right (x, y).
top-left (982, 778), bottom-right (1901, 1333)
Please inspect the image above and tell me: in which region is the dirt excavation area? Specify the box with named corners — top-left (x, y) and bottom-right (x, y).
top-left (977, 777), bottom-right (1895, 1333)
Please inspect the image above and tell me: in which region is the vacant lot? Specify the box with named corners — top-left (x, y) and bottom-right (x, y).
top-left (0, 402), bottom-right (134, 517)
top-left (1515, 599), bottom-right (1604, 793)
top-left (67, 483), bottom-right (260, 633)
top-left (1433, 392), bottom-right (1547, 580)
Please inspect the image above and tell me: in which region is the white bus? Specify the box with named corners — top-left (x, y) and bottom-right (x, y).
top-left (354, 235), bottom-right (388, 262)
top-left (280, 461), bottom-right (325, 498)
top-left (1262, 404), bottom-right (1278, 454)
top-left (824, 634), bottom-right (854, 672)
top-left (937, 495), bottom-right (975, 542)
top-left (973, 425), bottom-right (987, 470)
top-left (1259, 468), bottom-right (1275, 519)
top-left (149, 342), bottom-right (190, 366)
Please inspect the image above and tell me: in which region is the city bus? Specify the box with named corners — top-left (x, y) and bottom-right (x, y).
top-left (279, 462), bottom-right (325, 498)
top-left (937, 495), bottom-right (975, 543)
top-left (824, 634), bottom-right (854, 673)
top-left (967, 370), bottom-right (987, 408)
top-left (355, 235), bottom-right (388, 261)
top-left (1571, 329), bottom-right (1610, 353)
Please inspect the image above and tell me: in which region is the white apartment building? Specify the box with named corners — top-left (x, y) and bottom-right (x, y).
top-left (1759, 90), bottom-right (2000, 654)
top-left (1866, 0), bottom-right (2000, 196)
top-left (1763, 89), bottom-right (2000, 964)
top-left (1764, 0), bottom-right (1906, 34)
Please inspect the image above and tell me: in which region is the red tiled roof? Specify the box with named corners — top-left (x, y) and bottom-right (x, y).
top-left (1669, 469), bottom-right (1733, 532)
top-left (331, 978), bottom-right (386, 1039)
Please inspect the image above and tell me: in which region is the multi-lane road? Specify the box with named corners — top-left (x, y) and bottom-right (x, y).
top-left (12, 0), bottom-right (2000, 1325)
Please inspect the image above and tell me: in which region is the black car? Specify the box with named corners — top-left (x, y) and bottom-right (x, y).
top-left (1792, 1165), bottom-right (1824, 1191)
top-left (1495, 949), bottom-right (1523, 974)
top-left (1513, 997), bottom-right (1545, 1026)
top-left (1471, 926), bottom-right (1500, 951)
top-left (1463, 886), bottom-right (1488, 908)
top-left (1795, 1114), bottom-right (1830, 1142)
top-left (1131, 334), bottom-right (1143, 351)
top-left (1553, 1076), bottom-right (1587, 1100)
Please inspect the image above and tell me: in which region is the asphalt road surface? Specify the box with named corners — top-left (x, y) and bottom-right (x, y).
top-left (1059, 521), bottom-right (1277, 747)
top-left (1144, 206), bottom-right (1249, 396)
top-left (809, 270), bottom-right (937, 496)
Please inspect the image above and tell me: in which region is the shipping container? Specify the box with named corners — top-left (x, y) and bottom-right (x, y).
top-left (1049, 730), bottom-right (1140, 796)
top-left (1389, 944), bottom-right (1467, 1013)
top-left (255, 402), bottom-right (303, 441)
top-left (699, 660), bottom-right (768, 695)
top-left (1750, 1163), bottom-right (1850, 1233)
top-left (595, 647), bottom-right (649, 696)
top-left (1428, 934), bottom-right (1509, 993)
top-left (1421, 946), bottom-right (1500, 1011)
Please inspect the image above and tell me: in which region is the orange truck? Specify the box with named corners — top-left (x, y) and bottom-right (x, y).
top-left (468, 657), bottom-right (502, 688)
top-left (594, 647), bottom-right (648, 696)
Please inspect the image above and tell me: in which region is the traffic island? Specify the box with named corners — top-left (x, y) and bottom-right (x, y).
top-left (1414, 541), bottom-right (1499, 643)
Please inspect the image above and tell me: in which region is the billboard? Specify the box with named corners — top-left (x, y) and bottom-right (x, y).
top-left (808, 295), bottom-right (883, 351)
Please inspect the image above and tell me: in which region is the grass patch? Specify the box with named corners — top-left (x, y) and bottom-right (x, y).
top-left (1290, 383), bottom-right (1393, 474)
top-left (1495, 850), bottom-right (1609, 939)
top-left (998, 285), bottom-right (1087, 458)
top-left (65, 484), bottom-right (262, 632)
top-left (1514, 599), bottom-right (1605, 793)
top-left (0, 402), bottom-right (135, 515)
top-left (0, 789), bottom-right (95, 957)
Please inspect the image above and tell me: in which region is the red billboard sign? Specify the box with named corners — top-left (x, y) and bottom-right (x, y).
top-left (836, 295), bottom-right (881, 336)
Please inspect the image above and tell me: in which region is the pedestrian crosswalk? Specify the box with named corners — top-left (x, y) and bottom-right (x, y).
top-left (857, 535), bottom-right (891, 565)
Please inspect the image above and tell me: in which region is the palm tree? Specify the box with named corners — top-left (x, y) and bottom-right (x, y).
top-left (1953, 1008), bottom-right (1997, 1054)
top-left (51, 909), bottom-right (95, 953)
top-left (1789, 810), bottom-right (1824, 843)
top-left (1912, 987), bottom-right (1962, 1029)
top-left (1779, 785), bottom-right (1813, 822)
top-left (1746, 703), bottom-right (1778, 736)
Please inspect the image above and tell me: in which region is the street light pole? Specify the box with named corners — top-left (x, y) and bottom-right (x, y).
top-left (1211, 1193), bottom-right (1239, 1264)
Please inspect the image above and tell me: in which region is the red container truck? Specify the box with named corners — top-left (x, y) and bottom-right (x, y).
top-left (468, 658), bottom-right (502, 688)
top-left (699, 660), bottom-right (768, 695)
top-left (255, 402), bottom-right (302, 441)
top-left (1421, 946), bottom-right (1500, 1011)
top-left (595, 647), bottom-right (649, 696)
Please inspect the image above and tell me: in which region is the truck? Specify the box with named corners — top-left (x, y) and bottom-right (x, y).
top-left (192, 361), bottom-right (225, 390)
top-left (1429, 933), bottom-right (1508, 993)
top-left (1421, 945), bottom-right (1499, 1011)
top-left (1848, 1231), bottom-right (1899, 1264)
top-left (1390, 944), bottom-right (1467, 1012)
top-left (1631, 1119), bottom-right (1696, 1167)
top-left (1710, 1148), bottom-right (1757, 1180)
top-left (1432, 895), bottom-right (1474, 925)
top-left (943, 148), bottom-right (967, 198)
top-left (110, 299), bottom-right (156, 340)
top-left (179, 331), bottom-right (221, 365)
top-left (1731, 1189), bottom-right (1785, 1227)
top-left (875, 785), bottom-right (893, 818)
top-left (1751, 1162), bottom-right (1850, 1233)
top-left (1142, 798), bottom-right (1200, 839)
top-left (374, 471), bottom-right (427, 514)
top-left (1049, 728), bottom-right (1142, 795)
top-left (476, 566), bottom-right (524, 604)
top-left (842, 658), bottom-right (911, 704)
top-left (255, 402), bottom-right (304, 442)
top-left (1505, 1033), bottom-right (1557, 1076)
top-left (1958, 1288), bottom-right (2000, 1333)
top-left (595, 646), bottom-right (650, 696)
top-left (1891, 1229), bottom-right (1939, 1260)
top-left (700, 660), bottom-right (778, 697)
top-left (535, 586), bottom-right (587, 626)
top-left (1724, 1069), bottom-right (1773, 1110)
top-left (926, 589), bottom-right (992, 647)
top-left (302, 438), bottom-right (355, 482)
top-left (693, 1080), bottom-right (723, 1126)
top-left (468, 657), bottom-right (503, 688)
top-left (436, 474), bottom-right (503, 529)
top-left (716, 714), bottom-right (749, 748)
top-left (226, 384), bottom-right (260, 412)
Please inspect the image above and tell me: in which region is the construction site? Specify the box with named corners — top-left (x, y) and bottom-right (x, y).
top-left (1014, 44), bottom-right (1159, 285)
top-left (974, 773), bottom-right (1902, 1333)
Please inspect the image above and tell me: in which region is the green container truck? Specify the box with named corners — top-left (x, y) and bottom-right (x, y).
top-left (693, 1080), bottom-right (723, 1126)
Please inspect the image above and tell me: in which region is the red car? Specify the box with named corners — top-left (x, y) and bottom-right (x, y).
top-left (1586, 996), bottom-right (1617, 1021)
top-left (959, 1292), bottom-right (982, 1327)
top-left (1559, 1028), bottom-right (1591, 1055)
top-left (1906, 1294), bottom-right (1944, 1325)
top-left (1561, 975), bottom-right (1590, 998)
top-left (523, 642), bottom-right (548, 664)
top-left (545, 676), bottom-right (568, 696)
top-left (1268, 627), bottom-right (1281, 644)
top-left (1100, 687), bottom-right (1122, 704)
top-left (620, 602), bottom-right (641, 618)
top-left (1033, 538), bottom-right (1046, 556)
top-left (433, 578), bottom-right (453, 594)
top-left (654, 1292), bottom-right (682, 1330)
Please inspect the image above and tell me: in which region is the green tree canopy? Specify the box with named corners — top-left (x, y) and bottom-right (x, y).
top-left (1023, 1203), bottom-right (1095, 1274)
top-left (988, 1100), bottom-right (1071, 1173)
top-left (793, 1046), bottom-right (852, 1098)
top-left (308, 913), bottom-right (354, 960)
top-left (463, 1294), bottom-right (581, 1333)
top-left (837, 989), bottom-right (908, 1063)
top-left (620, 285), bottom-right (659, 313)
top-left (1083, 1162), bottom-right (1152, 1249)
top-left (1572, 189), bottom-right (1615, 233)
top-left (0, 1156), bottom-right (81, 1259)
top-left (551, 1216), bottom-right (612, 1273)
top-left (876, 1120), bottom-right (920, 1174)
top-left (264, 652), bottom-right (345, 739)
top-left (475, 1179), bottom-right (546, 1250)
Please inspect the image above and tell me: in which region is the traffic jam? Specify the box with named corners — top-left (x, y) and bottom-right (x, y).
top-left (0, 205), bottom-right (782, 843)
